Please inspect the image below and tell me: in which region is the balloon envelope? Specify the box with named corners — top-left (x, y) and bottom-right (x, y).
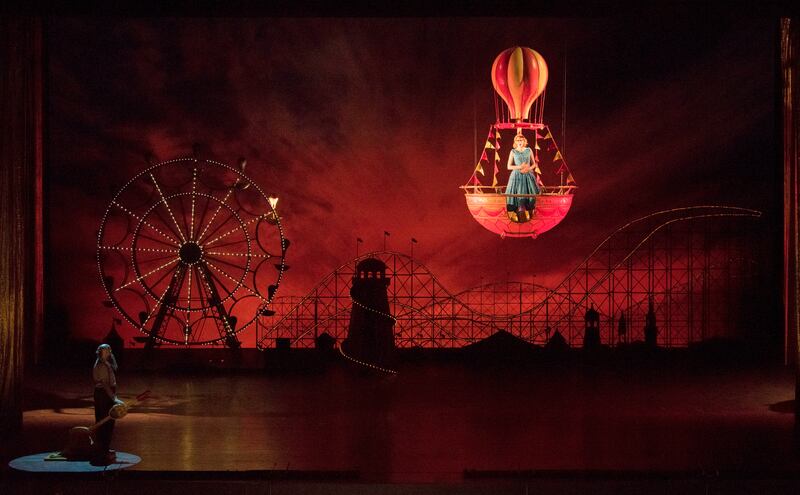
top-left (491, 47), bottom-right (548, 121)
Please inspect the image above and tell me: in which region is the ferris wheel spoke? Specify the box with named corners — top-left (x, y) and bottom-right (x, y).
top-left (204, 214), bottom-right (264, 247)
top-left (111, 201), bottom-right (181, 246)
top-left (196, 180), bottom-right (240, 243)
top-left (205, 260), bottom-right (268, 304)
top-left (201, 262), bottom-right (235, 298)
top-left (116, 257), bottom-right (180, 292)
top-left (136, 231), bottom-right (184, 250)
top-left (206, 238), bottom-right (249, 250)
top-left (134, 252), bottom-right (184, 267)
top-left (189, 168), bottom-right (198, 240)
top-left (204, 252), bottom-right (254, 274)
top-left (150, 203), bottom-right (188, 245)
top-left (196, 211), bottom-right (240, 248)
top-left (193, 193), bottom-right (213, 243)
top-left (149, 172), bottom-right (187, 243)
top-left (99, 245), bottom-right (179, 255)
top-left (143, 262), bottom-right (181, 300)
top-left (205, 250), bottom-right (271, 259)
top-left (185, 265), bottom-right (194, 329)
top-left (176, 192), bottom-right (192, 243)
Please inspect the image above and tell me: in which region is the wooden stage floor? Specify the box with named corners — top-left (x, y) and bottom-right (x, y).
top-left (3, 358), bottom-right (800, 491)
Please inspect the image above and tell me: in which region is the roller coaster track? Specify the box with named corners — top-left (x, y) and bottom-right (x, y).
top-left (256, 206), bottom-right (762, 349)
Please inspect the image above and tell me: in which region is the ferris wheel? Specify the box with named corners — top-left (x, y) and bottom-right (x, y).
top-left (96, 155), bottom-right (288, 347)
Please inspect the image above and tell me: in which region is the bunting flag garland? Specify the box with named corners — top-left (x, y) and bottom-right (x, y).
top-left (471, 174), bottom-right (481, 186)
top-left (480, 149), bottom-right (488, 161)
top-left (484, 140), bottom-right (495, 150)
top-left (475, 162), bottom-right (485, 176)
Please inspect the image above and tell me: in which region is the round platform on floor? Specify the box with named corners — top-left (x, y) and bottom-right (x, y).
top-left (9, 452), bottom-right (141, 472)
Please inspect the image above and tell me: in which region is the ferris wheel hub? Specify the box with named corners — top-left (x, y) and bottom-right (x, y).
top-left (179, 241), bottom-right (203, 265)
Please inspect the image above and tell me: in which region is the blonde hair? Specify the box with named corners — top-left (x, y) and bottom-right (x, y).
top-left (514, 134), bottom-right (528, 146)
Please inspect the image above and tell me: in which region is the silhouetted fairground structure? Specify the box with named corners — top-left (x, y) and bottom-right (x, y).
top-left (257, 206), bottom-right (771, 350)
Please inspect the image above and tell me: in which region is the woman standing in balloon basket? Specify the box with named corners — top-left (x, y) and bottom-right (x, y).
top-left (505, 133), bottom-right (543, 222)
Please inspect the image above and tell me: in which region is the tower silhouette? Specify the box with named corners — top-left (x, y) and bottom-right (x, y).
top-left (644, 296), bottom-right (658, 347)
top-left (583, 304), bottom-right (601, 349)
top-left (343, 258), bottom-right (395, 367)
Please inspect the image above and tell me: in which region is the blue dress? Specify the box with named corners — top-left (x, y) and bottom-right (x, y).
top-left (505, 147), bottom-right (540, 211)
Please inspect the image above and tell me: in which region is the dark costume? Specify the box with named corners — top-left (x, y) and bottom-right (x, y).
top-left (93, 359), bottom-right (117, 457)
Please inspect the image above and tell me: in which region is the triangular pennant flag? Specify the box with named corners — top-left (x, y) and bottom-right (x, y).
top-left (471, 174), bottom-right (481, 186)
top-left (534, 132), bottom-right (543, 139)
top-left (534, 165), bottom-right (542, 175)
top-left (484, 140), bottom-right (495, 150)
top-left (491, 163), bottom-right (499, 187)
top-left (566, 173), bottom-right (576, 184)
top-left (553, 151), bottom-right (563, 162)
top-left (494, 151), bottom-right (501, 161)
top-left (487, 129), bottom-right (494, 139)
top-left (480, 150), bottom-right (488, 161)
top-left (543, 130), bottom-right (554, 140)
top-left (534, 141), bottom-right (541, 150)
top-left (475, 162), bottom-right (485, 176)
top-left (495, 130), bottom-right (501, 140)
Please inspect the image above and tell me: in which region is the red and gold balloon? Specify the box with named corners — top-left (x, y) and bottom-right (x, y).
top-left (491, 47), bottom-right (549, 121)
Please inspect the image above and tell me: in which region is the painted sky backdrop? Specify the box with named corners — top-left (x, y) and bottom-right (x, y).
top-left (45, 16), bottom-right (779, 345)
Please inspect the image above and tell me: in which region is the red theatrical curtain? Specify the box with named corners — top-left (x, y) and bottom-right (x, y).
top-left (0, 17), bottom-right (44, 433)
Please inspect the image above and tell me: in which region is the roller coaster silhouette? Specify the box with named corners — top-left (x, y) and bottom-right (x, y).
top-left (256, 206), bottom-right (765, 350)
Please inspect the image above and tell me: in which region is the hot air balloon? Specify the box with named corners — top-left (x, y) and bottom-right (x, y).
top-left (491, 46), bottom-right (549, 122)
top-left (461, 46), bottom-right (576, 239)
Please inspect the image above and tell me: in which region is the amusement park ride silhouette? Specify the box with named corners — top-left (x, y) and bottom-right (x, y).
top-left (256, 205), bottom-right (762, 351)
top-left (96, 152), bottom-right (289, 349)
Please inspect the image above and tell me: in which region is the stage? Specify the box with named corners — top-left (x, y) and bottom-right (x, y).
top-left (2, 356), bottom-right (800, 493)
